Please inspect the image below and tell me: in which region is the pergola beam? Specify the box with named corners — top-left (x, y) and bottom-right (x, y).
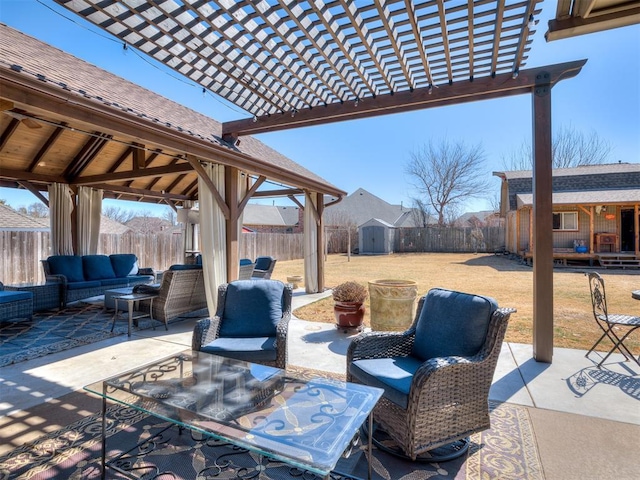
top-left (73, 163), bottom-right (195, 185)
top-left (223, 61), bottom-right (586, 137)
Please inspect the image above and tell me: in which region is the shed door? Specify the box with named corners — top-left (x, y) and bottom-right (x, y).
top-left (363, 226), bottom-right (385, 253)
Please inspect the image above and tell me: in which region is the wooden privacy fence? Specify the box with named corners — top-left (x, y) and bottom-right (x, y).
top-left (0, 231), bottom-right (304, 285)
top-left (393, 226), bottom-right (505, 253)
top-left (0, 227), bottom-right (505, 284)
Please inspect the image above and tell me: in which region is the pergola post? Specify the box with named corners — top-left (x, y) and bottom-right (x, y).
top-left (316, 192), bottom-right (325, 292)
top-left (532, 77), bottom-right (554, 363)
top-left (225, 167), bottom-right (240, 281)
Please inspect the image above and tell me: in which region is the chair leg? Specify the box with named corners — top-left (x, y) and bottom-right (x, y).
top-left (588, 325), bottom-right (640, 368)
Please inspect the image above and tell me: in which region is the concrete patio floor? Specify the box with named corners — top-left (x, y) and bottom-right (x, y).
top-left (1, 290), bottom-right (638, 479)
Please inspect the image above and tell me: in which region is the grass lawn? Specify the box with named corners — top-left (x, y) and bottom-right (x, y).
top-left (270, 253), bottom-right (640, 353)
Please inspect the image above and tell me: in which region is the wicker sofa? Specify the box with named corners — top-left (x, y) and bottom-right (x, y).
top-left (139, 264), bottom-right (208, 322)
top-left (42, 254), bottom-right (154, 307)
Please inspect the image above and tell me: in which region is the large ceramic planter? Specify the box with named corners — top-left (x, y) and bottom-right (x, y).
top-left (334, 301), bottom-right (365, 332)
top-left (368, 279), bottom-right (418, 331)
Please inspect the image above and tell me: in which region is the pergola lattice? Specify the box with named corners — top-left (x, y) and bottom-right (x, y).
top-left (56, 0), bottom-right (540, 128)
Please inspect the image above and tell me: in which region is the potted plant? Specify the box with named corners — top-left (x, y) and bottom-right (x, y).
top-left (332, 281), bottom-right (368, 332)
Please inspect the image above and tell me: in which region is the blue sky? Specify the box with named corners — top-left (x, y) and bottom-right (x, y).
top-left (0, 0), bottom-right (638, 216)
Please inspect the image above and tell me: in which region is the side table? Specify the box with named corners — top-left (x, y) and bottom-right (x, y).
top-left (4, 282), bottom-right (61, 312)
top-left (111, 292), bottom-right (163, 337)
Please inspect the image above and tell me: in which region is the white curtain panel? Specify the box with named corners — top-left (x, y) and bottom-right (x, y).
top-left (76, 186), bottom-right (103, 255)
top-left (198, 163), bottom-right (227, 312)
top-left (303, 192), bottom-right (319, 293)
top-left (48, 183), bottom-right (74, 256)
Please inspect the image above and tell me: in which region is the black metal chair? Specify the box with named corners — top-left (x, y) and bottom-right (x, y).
top-left (586, 272), bottom-right (640, 368)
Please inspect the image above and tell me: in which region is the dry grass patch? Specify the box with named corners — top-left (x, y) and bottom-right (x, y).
top-left (271, 253), bottom-right (640, 353)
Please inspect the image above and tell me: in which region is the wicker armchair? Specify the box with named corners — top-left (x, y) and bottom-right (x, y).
top-left (251, 256), bottom-right (277, 279)
top-left (140, 267), bottom-right (208, 322)
top-left (192, 280), bottom-right (292, 369)
top-left (347, 287), bottom-right (515, 461)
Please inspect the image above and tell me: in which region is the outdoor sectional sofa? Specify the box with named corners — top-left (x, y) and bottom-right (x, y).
top-left (42, 254), bottom-right (154, 307)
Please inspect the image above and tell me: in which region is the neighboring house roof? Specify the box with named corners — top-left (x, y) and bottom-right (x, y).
top-left (100, 216), bottom-right (130, 235)
top-left (125, 216), bottom-right (177, 234)
top-left (517, 189), bottom-right (640, 208)
top-left (0, 204), bottom-right (48, 231)
top-left (494, 163), bottom-right (640, 211)
top-left (242, 204), bottom-right (299, 227)
top-left (454, 211), bottom-right (497, 227)
top-left (0, 204), bottom-right (129, 234)
top-left (325, 188), bottom-right (419, 227)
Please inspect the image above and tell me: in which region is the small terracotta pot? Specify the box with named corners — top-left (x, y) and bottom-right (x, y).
top-left (334, 301), bottom-right (365, 330)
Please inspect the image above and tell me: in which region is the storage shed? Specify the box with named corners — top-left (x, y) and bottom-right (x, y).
top-left (359, 218), bottom-right (395, 254)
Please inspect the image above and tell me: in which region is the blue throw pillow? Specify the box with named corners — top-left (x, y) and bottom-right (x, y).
top-left (47, 255), bottom-right (85, 282)
top-left (83, 255), bottom-right (116, 280)
top-left (219, 280), bottom-right (285, 338)
top-left (411, 288), bottom-right (497, 361)
top-left (110, 254), bottom-right (138, 277)
top-left (169, 264), bottom-right (202, 271)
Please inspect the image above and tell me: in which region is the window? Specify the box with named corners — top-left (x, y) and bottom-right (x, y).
top-left (553, 211), bottom-right (578, 231)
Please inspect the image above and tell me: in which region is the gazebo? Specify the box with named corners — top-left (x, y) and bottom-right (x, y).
top-left (2, 0), bottom-right (637, 363)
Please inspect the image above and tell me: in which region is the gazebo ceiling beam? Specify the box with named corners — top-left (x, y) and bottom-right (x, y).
top-left (223, 60), bottom-right (587, 137)
top-left (92, 183), bottom-right (191, 201)
top-left (73, 163), bottom-right (194, 186)
top-left (0, 69), bottom-right (345, 197)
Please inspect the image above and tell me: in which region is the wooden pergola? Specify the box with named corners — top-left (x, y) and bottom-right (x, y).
top-left (6, 0), bottom-right (617, 363)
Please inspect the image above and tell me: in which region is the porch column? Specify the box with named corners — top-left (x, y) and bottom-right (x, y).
top-left (316, 192), bottom-right (325, 292)
top-left (532, 79), bottom-right (553, 363)
top-left (225, 167), bottom-right (240, 281)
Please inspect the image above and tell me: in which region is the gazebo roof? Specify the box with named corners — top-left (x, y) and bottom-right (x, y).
top-left (0, 23), bottom-right (345, 206)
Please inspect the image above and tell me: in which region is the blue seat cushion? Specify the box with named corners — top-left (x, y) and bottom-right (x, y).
top-left (201, 337), bottom-right (277, 363)
top-left (254, 256), bottom-right (273, 271)
top-left (66, 280), bottom-right (101, 290)
top-left (220, 280), bottom-right (284, 338)
top-left (110, 254), bottom-right (139, 277)
top-left (47, 255), bottom-right (85, 282)
top-left (240, 258), bottom-right (253, 266)
top-left (82, 255), bottom-right (116, 281)
top-left (349, 356), bottom-right (422, 409)
top-left (412, 288), bottom-right (497, 361)
top-left (0, 290), bottom-right (33, 303)
top-left (99, 278), bottom-right (130, 287)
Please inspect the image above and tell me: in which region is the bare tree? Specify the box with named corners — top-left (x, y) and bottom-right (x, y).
top-left (17, 202), bottom-right (48, 217)
top-left (405, 139), bottom-right (489, 226)
top-left (103, 205), bottom-right (136, 223)
top-left (409, 197), bottom-right (434, 227)
top-left (162, 208), bottom-right (177, 226)
top-left (502, 125), bottom-right (612, 170)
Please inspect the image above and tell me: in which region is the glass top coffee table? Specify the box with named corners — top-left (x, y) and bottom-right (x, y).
top-left (85, 350), bottom-right (383, 479)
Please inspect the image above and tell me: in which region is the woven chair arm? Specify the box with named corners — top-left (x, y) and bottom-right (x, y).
top-left (347, 330), bottom-right (415, 362)
top-left (192, 317), bottom-right (222, 350)
top-left (0, 281), bottom-right (4, 291)
top-left (45, 273), bottom-right (67, 286)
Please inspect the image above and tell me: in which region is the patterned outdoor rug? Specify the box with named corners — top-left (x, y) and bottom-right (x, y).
top-left (0, 304), bottom-right (207, 368)
top-left (0, 366), bottom-right (543, 480)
